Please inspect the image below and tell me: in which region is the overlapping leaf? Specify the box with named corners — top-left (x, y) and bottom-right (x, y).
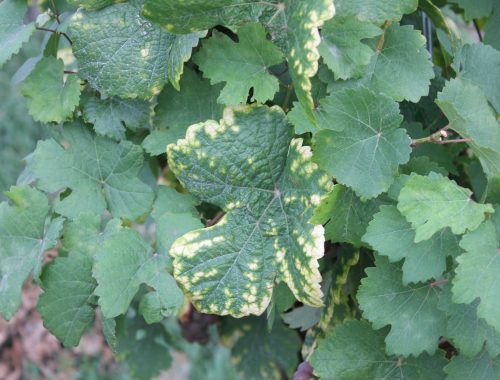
top-left (363, 205), bottom-right (460, 284)
top-left (334, 0), bottom-right (418, 23)
top-left (452, 221), bottom-right (500, 332)
top-left (21, 57), bottom-right (81, 123)
top-left (313, 87), bottom-right (411, 199)
top-left (94, 228), bottom-right (183, 318)
top-left (444, 350), bottom-right (500, 380)
top-left (0, 0), bottom-right (36, 68)
top-left (397, 173), bottom-right (494, 242)
top-left (82, 93), bottom-right (151, 140)
top-left (194, 23), bottom-right (284, 105)
top-left (143, 68), bottom-right (223, 155)
top-left (310, 320), bottom-right (447, 380)
top-left (357, 256), bottom-right (446, 356)
top-left (168, 104), bottom-right (331, 317)
top-left (69, 0), bottom-right (205, 98)
top-left (32, 122), bottom-right (154, 220)
top-left (0, 186), bottom-right (63, 320)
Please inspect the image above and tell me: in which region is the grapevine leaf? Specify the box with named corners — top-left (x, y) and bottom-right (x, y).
top-left (20, 57), bottom-right (81, 123)
top-left (363, 205), bottom-right (460, 284)
top-left (313, 87), bottom-right (411, 199)
top-left (280, 0), bottom-right (334, 123)
top-left (332, 24), bottom-right (434, 103)
top-left (311, 185), bottom-right (389, 247)
top-left (436, 78), bottom-right (500, 183)
top-left (143, 68), bottom-right (223, 156)
top-left (82, 93), bottom-right (151, 140)
top-left (168, 105), bottom-right (331, 317)
top-left (444, 350), bottom-right (500, 380)
top-left (37, 252), bottom-right (96, 347)
top-left (484, 3), bottom-right (500, 50)
top-left (194, 23), bottom-right (284, 105)
top-left (397, 173), bottom-right (494, 242)
top-left (116, 312), bottom-right (173, 379)
top-left (32, 122), bottom-right (154, 220)
top-left (151, 186), bottom-right (203, 260)
top-left (0, 0), bottom-right (36, 68)
top-left (66, 0), bottom-right (114, 10)
top-left (439, 284), bottom-right (500, 358)
top-left (0, 186), bottom-right (63, 320)
top-left (357, 256), bottom-right (446, 356)
top-left (62, 214), bottom-right (122, 257)
top-left (231, 316), bottom-right (300, 380)
top-left (310, 320), bottom-right (447, 380)
top-left (69, 0), bottom-right (205, 99)
top-left (318, 17), bottom-right (382, 80)
top-left (94, 228), bottom-right (183, 318)
top-left (453, 43), bottom-right (500, 113)
top-left (282, 305), bottom-right (321, 331)
top-left (450, 0), bottom-right (493, 20)
top-left (334, 0), bottom-right (418, 23)
top-left (141, 0), bottom-right (268, 34)
top-left (452, 221), bottom-right (500, 332)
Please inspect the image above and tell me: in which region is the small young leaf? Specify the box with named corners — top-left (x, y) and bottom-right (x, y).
top-left (397, 173), bottom-right (494, 242)
top-left (194, 23), bottom-right (284, 105)
top-left (21, 57), bottom-right (81, 123)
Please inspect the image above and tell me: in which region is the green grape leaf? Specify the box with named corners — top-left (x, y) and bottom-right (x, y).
top-left (82, 93), bottom-right (151, 140)
top-left (69, 0), bottom-right (205, 99)
top-left (168, 105), bottom-right (331, 317)
top-left (94, 228), bottom-right (183, 318)
top-left (152, 186), bottom-right (203, 259)
top-left (484, 3), bottom-right (500, 50)
top-left (357, 256), bottom-right (446, 356)
top-left (32, 122), bottom-right (154, 220)
top-left (450, 0), bottom-right (494, 20)
top-left (20, 57), bottom-right (81, 123)
top-left (436, 78), bottom-right (500, 184)
top-left (67, 0), bottom-right (114, 10)
top-left (0, 0), bottom-right (36, 68)
top-left (280, 0), bottom-right (334, 123)
top-left (141, 0), bottom-right (268, 34)
top-left (143, 68), bottom-right (223, 156)
top-left (37, 252), bottom-right (96, 347)
top-left (331, 24), bottom-right (434, 103)
top-left (311, 185), bottom-right (389, 247)
top-left (231, 316), bottom-right (300, 380)
top-left (313, 87), bottom-right (411, 199)
top-left (439, 284), bottom-right (500, 358)
top-left (318, 17), bottom-right (382, 80)
top-left (194, 23), bottom-right (284, 105)
top-left (0, 186), bottom-right (63, 320)
top-left (363, 205), bottom-right (460, 284)
top-left (454, 43), bottom-right (500, 113)
top-left (397, 173), bottom-right (494, 242)
top-left (334, 0), bottom-right (418, 23)
top-left (310, 320), bottom-right (447, 380)
top-left (62, 214), bottom-right (122, 257)
top-left (282, 305), bottom-right (321, 331)
top-left (116, 312), bottom-right (173, 379)
top-left (444, 350), bottom-right (500, 380)
top-left (453, 221), bottom-right (500, 332)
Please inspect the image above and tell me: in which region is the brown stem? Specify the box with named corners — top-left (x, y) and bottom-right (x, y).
top-left (64, 70), bottom-right (77, 74)
top-left (435, 138), bottom-right (472, 145)
top-left (206, 211), bottom-right (225, 227)
top-left (429, 278), bottom-right (449, 287)
top-left (376, 21), bottom-right (392, 53)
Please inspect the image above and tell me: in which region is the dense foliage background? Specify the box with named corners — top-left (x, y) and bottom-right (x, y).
top-left (0, 0), bottom-right (499, 379)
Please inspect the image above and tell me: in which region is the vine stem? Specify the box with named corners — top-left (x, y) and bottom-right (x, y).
top-left (473, 19), bottom-right (483, 42)
top-left (50, 0), bottom-right (61, 24)
top-left (376, 21), bottom-right (393, 52)
top-left (64, 70), bottom-right (77, 74)
top-left (411, 125), bottom-right (471, 146)
top-left (429, 278), bottom-right (449, 287)
top-left (36, 27), bottom-right (73, 45)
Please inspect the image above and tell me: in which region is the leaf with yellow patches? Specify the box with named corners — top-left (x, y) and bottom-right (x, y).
top-left (168, 104), bottom-right (331, 317)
